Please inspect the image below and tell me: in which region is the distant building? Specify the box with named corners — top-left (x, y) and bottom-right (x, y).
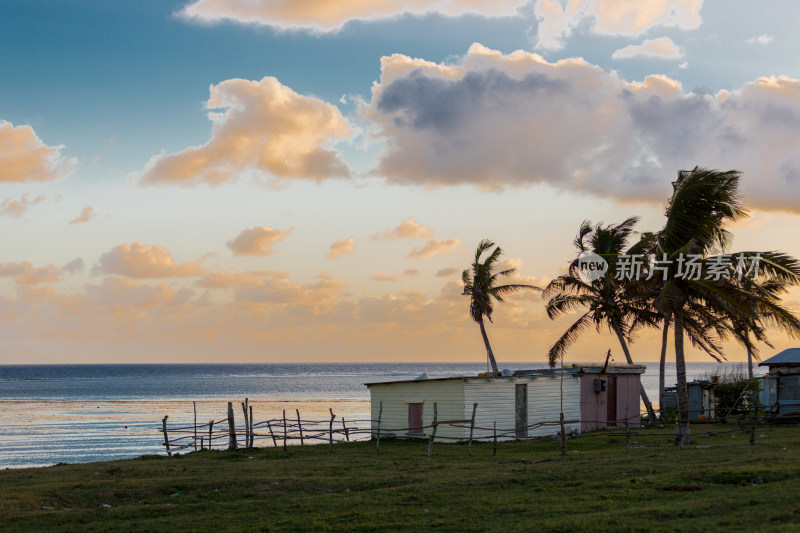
top-left (759, 348), bottom-right (800, 416)
top-left (661, 380), bottom-right (717, 421)
top-left (365, 364), bottom-right (644, 441)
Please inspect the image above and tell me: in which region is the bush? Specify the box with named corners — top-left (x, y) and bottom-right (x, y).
top-left (711, 365), bottom-right (761, 416)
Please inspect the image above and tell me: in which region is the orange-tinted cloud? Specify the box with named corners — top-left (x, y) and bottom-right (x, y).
top-left (178, 0), bottom-right (528, 32)
top-left (327, 236), bottom-right (356, 259)
top-left (226, 226), bottom-right (292, 256)
top-left (0, 194), bottom-right (46, 218)
top-left (407, 238), bottom-right (461, 259)
top-left (85, 276), bottom-right (194, 309)
top-left (197, 270), bottom-right (347, 314)
top-left (0, 262), bottom-right (62, 285)
top-left (612, 37), bottom-right (683, 60)
top-left (96, 242), bottom-right (205, 278)
top-left (68, 206), bottom-right (95, 224)
top-left (371, 217), bottom-right (434, 240)
top-left (0, 121), bottom-right (76, 183)
top-left (139, 77), bottom-right (351, 186)
top-left (0, 267), bottom-right (790, 364)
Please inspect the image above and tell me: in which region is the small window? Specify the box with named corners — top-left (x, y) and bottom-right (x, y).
top-left (408, 403), bottom-right (423, 434)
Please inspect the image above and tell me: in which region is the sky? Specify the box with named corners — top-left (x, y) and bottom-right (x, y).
top-left (1, 0), bottom-right (799, 365)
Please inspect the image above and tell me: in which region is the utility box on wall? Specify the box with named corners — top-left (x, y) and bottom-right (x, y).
top-left (593, 379), bottom-right (606, 393)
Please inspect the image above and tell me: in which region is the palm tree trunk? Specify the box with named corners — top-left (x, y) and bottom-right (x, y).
top-left (659, 317), bottom-right (671, 421)
top-left (478, 318), bottom-right (499, 375)
top-left (674, 314), bottom-right (691, 445)
top-left (747, 346), bottom-right (753, 380)
top-left (612, 325), bottom-right (657, 422)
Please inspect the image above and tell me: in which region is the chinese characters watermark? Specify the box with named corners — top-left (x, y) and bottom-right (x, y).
top-left (577, 252), bottom-right (761, 283)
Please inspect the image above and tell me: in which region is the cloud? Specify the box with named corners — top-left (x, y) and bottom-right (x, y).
top-left (407, 238), bottom-right (461, 259)
top-left (226, 226), bottom-right (292, 256)
top-left (0, 194), bottom-right (46, 218)
top-left (612, 37), bottom-right (683, 60)
top-left (0, 262), bottom-right (62, 286)
top-left (403, 268), bottom-right (420, 277)
top-left (535, 0), bottom-right (703, 50)
top-left (370, 273), bottom-right (398, 282)
top-left (96, 242), bottom-right (206, 278)
top-left (177, 0), bottom-right (528, 32)
top-left (69, 206), bottom-right (95, 224)
top-left (138, 77), bottom-right (352, 187)
top-left (62, 258), bottom-right (85, 274)
top-left (747, 35), bottom-right (773, 45)
top-left (327, 236), bottom-right (356, 259)
top-left (364, 43), bottom-right (800, 213)
top-left (371, 217), bottom-right (434, 240)
top-left (0, 121), bottom-right (76, 183)
top-left (197, 270), bottom-right (347, 314)
top-left (85, 276), bottom-right (194, 309)
top-left (435, 267), bottom-right (459, 277)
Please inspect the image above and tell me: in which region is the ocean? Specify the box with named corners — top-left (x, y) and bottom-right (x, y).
top-left (0, 362), bottom-right (763, 468)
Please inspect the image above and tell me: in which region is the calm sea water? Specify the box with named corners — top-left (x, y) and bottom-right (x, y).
top-left (0, 362), bottom-right (762, 468)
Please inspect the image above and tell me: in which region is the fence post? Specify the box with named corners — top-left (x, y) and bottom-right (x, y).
top-left (468, 403), bottom-right (477, 457)
top-left (267, 420), bottom-right (277, 447)
top-left (376, 401), bottom-right (383, 455)
top-left (162, 416), bottom-right (171, 457)
top-left (193, 401), bottom-right (198, 452)
top-left (750, 424), bottom-right (756, 446)
top-left (208, 419), bottom-right (214, 450)
top-left (625, 406), bottom-right (631, 454)
top-left (428, 402), bottom-right (438, 457)
top-left (329, 408), bottom-right (336, 452)
top-left (296, 409), bottom-right (304, 445)
top-left (282, 410), bottom-right (288, 453)
top-left (625, 422), bottom-right (631, 455)
top-left (227, 402), bottom-right (237, 450)
top-left (560, 412), bottom-right (567, 456)
top-left (241, 400), bottom-right (249, 449)
top-left (342, 418), bottom-right (350, 441)
top-left (249, 405), bottom-right (254, 449)
top-left (493, 421), bottom-right (497, 457)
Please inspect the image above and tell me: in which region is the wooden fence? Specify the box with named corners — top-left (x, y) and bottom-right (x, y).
top-left (160, 399), bottom-right (585, 457)
top-left (160, 399), bottom-right (767, 458)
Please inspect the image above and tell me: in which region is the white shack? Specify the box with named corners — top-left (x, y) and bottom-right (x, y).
top-left (365, 369), bottom-right (581, 442)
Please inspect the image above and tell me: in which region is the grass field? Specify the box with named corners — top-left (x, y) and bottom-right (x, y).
top-left (1, 423), bottom-right (799, 532)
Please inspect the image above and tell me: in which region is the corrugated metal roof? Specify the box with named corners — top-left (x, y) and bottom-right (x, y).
top-left (364, 364), bottom-right (644, 386)
top-left (759, 348), bottom-right (800, 367)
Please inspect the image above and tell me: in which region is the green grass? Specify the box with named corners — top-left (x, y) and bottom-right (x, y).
top-left (2, 424), bottom-right (799, 532)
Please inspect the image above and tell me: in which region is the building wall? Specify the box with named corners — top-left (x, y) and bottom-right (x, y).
top-left (580, 373), bottom-right (641, 431)
top-left (776, 372), bottom-right (800, 414)
top-left (527, 375), bottom-right (581, 437)
top-left (369, 380), bottom-right (466, 441)
top-left (464, 375), bottom-right (581, 440)
top-left (616, 374), bottom-right (641, 426)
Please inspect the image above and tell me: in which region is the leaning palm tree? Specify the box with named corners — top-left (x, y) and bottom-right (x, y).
top-left (628, 233), bottom-right (728, 419)
top-left (656, 167), bottom-right (800, 444)
top-left (462, 240), bottom-right (542, 375)
top-left (544, 217), bottom-right (660, 421)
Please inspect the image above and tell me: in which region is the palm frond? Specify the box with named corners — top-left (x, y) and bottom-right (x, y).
top-left (547, 311), bottom-right (595, 367)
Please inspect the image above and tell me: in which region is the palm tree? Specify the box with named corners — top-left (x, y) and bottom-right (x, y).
top-left (727, 266), bottom-right (800, 372)
top-left (656, 167), bottom-right (800, 444)
top-left (628, 233), bottom-right (728, 420)
top-left (544, 217), bottom-right (660, 421)
top-left (462, 240), bottom-right (542, 375)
